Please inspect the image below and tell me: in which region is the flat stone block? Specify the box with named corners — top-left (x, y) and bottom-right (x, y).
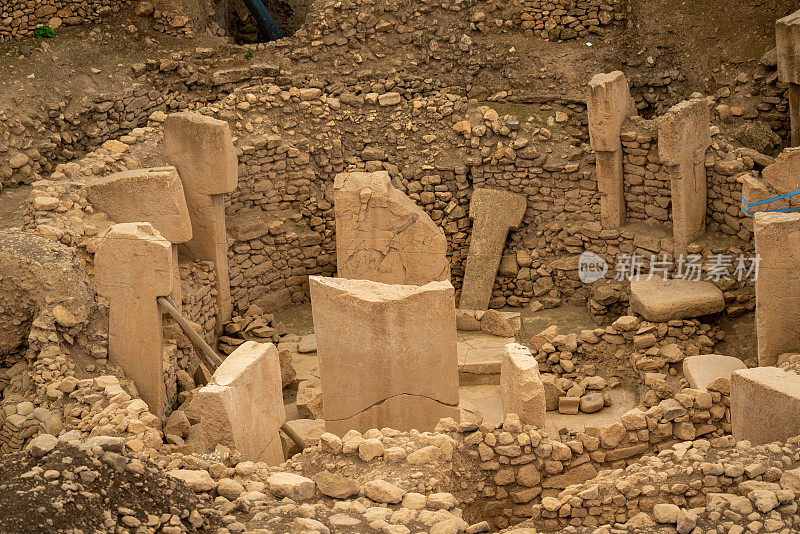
top-left (683, 354), bottom-right (746, 391)
top-left (558, 396), bottom-right (580, 415)
top-left (85, 167), bottom-right (192, 244)
top-left (777, 10), bottom-right (800, 84)
top-left (755, 212), bottom-right (800, 366)
top-left (732, 367), bottom-right (800, 445)
top-left (629, 278), bottom-right (724, 322)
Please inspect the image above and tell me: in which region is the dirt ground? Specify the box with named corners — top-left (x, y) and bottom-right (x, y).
top-left (0, 0), bottom-right (796, 121)
top-left (0, 185), bottom-right (29, 230)
top-left (0, 443), bottom-right (213, 533)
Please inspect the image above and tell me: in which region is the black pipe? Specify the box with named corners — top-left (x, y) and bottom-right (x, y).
top-left (241, 0), bottom-right (284, 42)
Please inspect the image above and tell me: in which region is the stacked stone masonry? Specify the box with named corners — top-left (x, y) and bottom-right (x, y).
top-left (23, 84), bottom-right (759, 318)
top-left (0, 0), bottom-right (127, 40)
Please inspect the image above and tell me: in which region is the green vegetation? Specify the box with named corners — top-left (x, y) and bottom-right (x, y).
top-left (34, 25), bottom-right (55, 39)
top-left (244, 48), bottom-right (253, 60)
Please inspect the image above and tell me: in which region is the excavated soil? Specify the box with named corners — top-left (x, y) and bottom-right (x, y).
top-left (0, 443), bottom-right (213, 533)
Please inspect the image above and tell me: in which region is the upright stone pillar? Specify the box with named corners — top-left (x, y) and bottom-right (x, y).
top-left (333, 170), bottom-right (449, 285)
top-left (587, 71), bottom-right (635, 228)
top-left (85, 167), bottom-right (192, 308)
top-left (195, 341), bottom-right (285, 464)
top-left (95, 223), bottom-right (173, 418)
top-left (460, 189), bottom-right (527, 310)
top-left (501, 343), bottom-right (546, 428)
top-left (777, 10), bottom-right (800, 146)
top-left (164, 112), bottom-right (238, 332)
top-left (658, 98), bottom-right (712, 255)
top-left (754, 212), bottom-right (800, 366)
top-left (310, 276), bottom-right (459, 435)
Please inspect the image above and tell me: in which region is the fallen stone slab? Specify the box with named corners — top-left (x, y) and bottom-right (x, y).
top-left (683, 354), bottom-right (746, 391)
top-left (629, 278), bottom-right (724, 322)
top-left (731, 367), bottom-right (800, 445)
top-left (195, 341), bottom-right (285, 464)
top-left (298, 334), bottom-right (316, 353)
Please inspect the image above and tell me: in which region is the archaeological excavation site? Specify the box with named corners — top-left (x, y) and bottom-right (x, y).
top-left (7, 0), bottom-right (800, 532)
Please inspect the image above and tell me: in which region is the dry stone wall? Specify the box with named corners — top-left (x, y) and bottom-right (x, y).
top-left (8, 41), bottom-right (765, 317)
top-left (0, 0), bottom-right (127, 40)
top-left (299, 0), bottom-right (626, 49)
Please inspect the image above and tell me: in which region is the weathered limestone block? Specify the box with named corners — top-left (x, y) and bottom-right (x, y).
top-left (194, 341), bottom-right (285, 464)
top-left (754, 212), bottom-right (800, 366)
top-left (164, 112), bottom-right (238, 331)
top-left (732, 367), bottom-right (800, 445)
top-left (85, 167), bottom-right (192, 307)
top-left (333, 171), bottom-right (449, 285)
top-left (776, 10), bottom-right (800, 145)
top-left (501, 343), bottom-right (546, 428)
top-left (309, 276), bottom-right (459, 435)
top-left (587, 71), bottom-right (635, 227)
top-left (682, 354), bottom-right (746, 391)
top-left (460, 189), bottom-right (527, 310)
top-left (741, 174), bottom-right (789, 215)
top-left (95, 223), bottom-right (173, 418)
top-left (762, 147), bottom-right (800, 194)
top-left (658, 98), bottom-right (712, 254)
top-left (629, 279), bottom-right (724, 322)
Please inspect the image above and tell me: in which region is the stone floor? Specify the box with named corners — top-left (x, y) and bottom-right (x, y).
top-left (459, 383), bottom-right (639, 432)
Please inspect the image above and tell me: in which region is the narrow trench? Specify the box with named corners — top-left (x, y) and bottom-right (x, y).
top-left (225, 0), bottom-right (312, 43)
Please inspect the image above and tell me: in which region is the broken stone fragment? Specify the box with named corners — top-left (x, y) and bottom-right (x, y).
top-left (312, 470), bottom-right (359, 499)
top-left (333, 170), bottom-right (449, 285)
top-left (267, 472), bottom-right (316, 501)
top-left (501, 344), bottom-right (546, 428)
top-left (364, 479), bottom-right (406, 504)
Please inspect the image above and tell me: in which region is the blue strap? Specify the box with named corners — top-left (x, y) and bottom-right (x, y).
top-left (741, 201), bottom-right (800, 215)
top-left (741, 188), bottom-right (800, 215)
top-left (742, 188), bottom-right (800, 207)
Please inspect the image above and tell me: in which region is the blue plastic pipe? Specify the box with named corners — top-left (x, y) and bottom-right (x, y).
top-left (242, 0), bottom-right (284, 42)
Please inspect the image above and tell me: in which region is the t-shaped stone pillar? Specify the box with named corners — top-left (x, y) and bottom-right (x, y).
top-left (459, 188), bottom-right (527, 310)
top-left (164, 112), bottom-right (238, 333)
top-left (587, 71), bottom-right (635, 228)
top-left (777, 10), bottom-right (800, 146)
top-left (754, 212), bottom-right (800, 367)
top-left (658, 98), bottom-right (712, 256)
top-left (85, 167), bottom-right (192, 309)
top-left (95, 222), bottom-right (173, 419)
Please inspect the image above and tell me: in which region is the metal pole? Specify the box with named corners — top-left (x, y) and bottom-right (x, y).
top-left (157, 296), bottom-right (224, 370)
top-left (280, 423), bottom-right (308, 450)
top-left (241, 0), bottom-right (284, 42)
